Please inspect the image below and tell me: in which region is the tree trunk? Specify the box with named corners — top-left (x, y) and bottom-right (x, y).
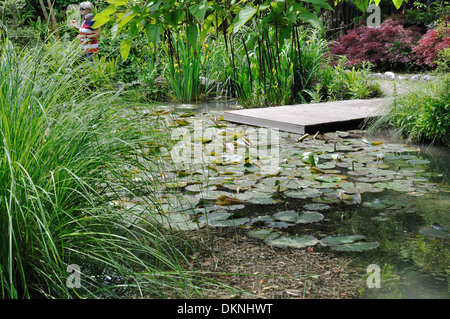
top-left (38, 0), bottom-right (51, 30)
top-left (45, 0), bottom-right (60, 40)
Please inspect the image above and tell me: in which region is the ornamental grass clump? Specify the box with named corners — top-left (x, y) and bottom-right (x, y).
top-left (367, 74), bottom-right (450, 146)
top-left (0, 40), bottom-right (200, 299)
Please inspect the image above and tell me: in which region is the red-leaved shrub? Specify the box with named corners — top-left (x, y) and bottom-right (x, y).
top-left (328, 19), bottom-right (422, 70)
top-left (413, 23), bottom-right (450, 66)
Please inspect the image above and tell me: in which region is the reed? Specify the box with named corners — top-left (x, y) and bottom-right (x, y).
top-left (366, 74), bottom-right (450, 145)
top-left (163, 29), bottom-right (203, 103)
top-left (0, 40), bottom-right (201, 298)
top-left (226, 25), bottom-right (328, 108)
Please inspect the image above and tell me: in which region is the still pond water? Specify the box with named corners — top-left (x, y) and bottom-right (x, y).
top-left (162, 100), bottom-right (449, 299)
top-left (356, 143), bottom-right (449, 299)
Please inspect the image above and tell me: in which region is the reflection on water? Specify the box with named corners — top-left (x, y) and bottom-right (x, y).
top-left (351, 139), bottom-right (450, 299)
top-left (171, 99), bottom-right (242, 114)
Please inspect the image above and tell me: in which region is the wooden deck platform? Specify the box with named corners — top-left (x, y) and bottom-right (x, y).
top-left (223, 98), bottom-right (393, 134)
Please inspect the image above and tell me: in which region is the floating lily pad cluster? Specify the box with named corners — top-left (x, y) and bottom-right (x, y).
top-left (111, 106), bottom-right (449, 251)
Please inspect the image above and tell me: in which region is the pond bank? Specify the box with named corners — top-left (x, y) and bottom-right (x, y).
top-left (185, 227), bottom-right (364, 299)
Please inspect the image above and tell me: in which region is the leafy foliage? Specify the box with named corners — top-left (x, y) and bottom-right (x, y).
top-left (335, 0), bottom-right (406, 12)
top-left (328, 19), bottom-right (422, 70)
top-left (435, 47), bottom-right (450, 73)
top-left (0, 39), bottom-right (200, 299)
top-left (412, 22), bottom-right (450, 67)
top-left (370, 74), bottom-right (450, 145)
top-left (316, 58), bottom-right (382, 102)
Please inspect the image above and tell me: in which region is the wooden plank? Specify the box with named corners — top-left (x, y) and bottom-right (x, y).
top-left (223, 98), bottom-right (392, 134)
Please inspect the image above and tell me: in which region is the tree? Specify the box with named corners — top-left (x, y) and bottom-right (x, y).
top-left (342, 0), bottom-right (405, 12)
top-left (91, 0), bottom-right (334, 60)
top-left (92, 0), bottom-right (409, 60)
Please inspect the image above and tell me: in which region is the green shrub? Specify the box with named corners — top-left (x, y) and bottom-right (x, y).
top-left (435, 47), bottom-right (450, 74)
top-left (368, 74), bottom-right (450, 145)
top-left (317, 58), bottom-right (383, 102)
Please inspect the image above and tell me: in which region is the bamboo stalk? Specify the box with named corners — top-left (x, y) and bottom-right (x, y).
top-left (46, 0), bottom-right (60, 40)
top-left (242, 37), bottom-right (252, 93)
top-left (259, 38), bottom-right (265, 92)
top-left (38, 0), bottom-right (52, 33)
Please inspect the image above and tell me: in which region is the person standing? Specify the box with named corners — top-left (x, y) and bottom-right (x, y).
top-left (71, 2), bottom-right (99, 61)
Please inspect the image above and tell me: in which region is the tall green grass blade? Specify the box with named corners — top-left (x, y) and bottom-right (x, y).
top-left (0, 38), bottom-right (203, 299)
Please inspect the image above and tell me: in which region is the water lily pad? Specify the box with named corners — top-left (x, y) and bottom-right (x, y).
top-left (261, 176), bottom-right (289, 186)
top-left (216, 194), bottom-right (245, 206)
top-left (249, 229), bottom-right (280, 241)
top-left (297, 211), bottom-right (324, 223)
top-left (168, 194), bottom-right (199, 210)
top-left (284, 190), bottom-right (307, 199)
top-left (179, 111), bottom-right (195, 117)
top-left (363, 199), bottom-right (408, 210)
top-left (165, 181), bottom-right (188, 188)
top-left (330, 241), bottom-right (380, 252)
top-left (248, 215), bottom-right (274, 226)
top-left (234, 192), bottom-right (254, 201)
top-left (314, 195), bottom-right (341, 204)
top-left (317, 162), bottom-right (337, 170)
top-left (198, 212), bottom-right (232, 223)
top-left (254, 183), bottom-right (286, 193)
top-left (268, 235), bottom-right (319, 249)
top-left (183, 206), bottom-right (219, 215)
top-left (321, 235), bottom-right (379, 251)
top-left (185, 184), bottom-right (216, 192)
top-left (295, 179), bottom-right (316, 188)
top-left (248, 194), bottom-right (282, 205)
top-left (314, 175), bottom-right (341, 183)
top-left (156, 213), bottom-right (200, 231)
top-left (419, 225), bottom-right (450, 239)
top-left (269, 221), bottom-right (299, 228)
top-left (303, 203), bottom-right (330, 211)
top-left (314, 181), bottom-right (338, 189)
top-left (222, 179), bottom-right (254, 191)
top-left (284, 179), bottom-right (303, 189)
top-left (406, 159), bottom-right (430, 165)
top-left (207, 217), bottom-right (250, 227)
top-left (321, 235), bottom-right (366, 246)
top-left (301, 188), bottom-right (322, 198)
top-left (354, 182), bottom-right (376, 193)
top-left (273, 210), bottom-right (299, 223)
top-left (197, 190), bottom-right (232, 201)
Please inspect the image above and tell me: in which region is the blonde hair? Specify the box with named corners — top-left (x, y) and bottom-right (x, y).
top-left (79, 1), bottom-right (94, 10)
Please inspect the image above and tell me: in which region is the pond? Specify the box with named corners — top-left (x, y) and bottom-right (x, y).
top-left (131, 100), bottom-right (449, 299)
top-left (355, 143), bottom-right (450, 299)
